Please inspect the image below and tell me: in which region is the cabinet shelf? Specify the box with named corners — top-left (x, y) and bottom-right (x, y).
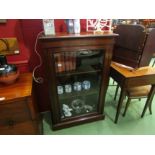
top-left (61, 111), bottom-right (98, 121)
top-left (56, 64), bottom-right (102, 77)
top-left (58, 79), bottom-right (100, 118)
top-left (59, 86), bottom-right (99, 100)
top-left (60, 92), bottom-right (99, 119)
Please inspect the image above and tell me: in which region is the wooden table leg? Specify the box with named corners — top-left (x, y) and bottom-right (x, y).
top-left (114, 85), bottom-right (119, 100)
top-left (114, 87), bottom-right (126, 123)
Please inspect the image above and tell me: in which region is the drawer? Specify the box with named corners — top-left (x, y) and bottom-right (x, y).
top-left (0, 99), bottom-right (31, 125)
top-left (0, 120), bottom-right (42, 135)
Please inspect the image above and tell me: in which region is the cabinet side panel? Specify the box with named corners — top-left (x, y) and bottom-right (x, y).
top-left (43, 49), bottom-right (61, 124)
top-left (139, 29), bottom-right (155, 67)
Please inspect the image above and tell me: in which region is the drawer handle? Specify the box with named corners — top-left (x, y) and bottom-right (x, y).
top-left (7, 120), bottom-right (15, 127)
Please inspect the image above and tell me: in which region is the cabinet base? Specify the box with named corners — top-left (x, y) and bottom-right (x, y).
top-left (52, 114), bottom-right (105, 130)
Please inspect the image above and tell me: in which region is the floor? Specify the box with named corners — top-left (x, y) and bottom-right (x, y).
top-left (42, 58), bottom-right (155, 135)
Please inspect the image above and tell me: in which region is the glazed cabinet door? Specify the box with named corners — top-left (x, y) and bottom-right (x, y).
top-left (46, 48), bottom-right (106, 124)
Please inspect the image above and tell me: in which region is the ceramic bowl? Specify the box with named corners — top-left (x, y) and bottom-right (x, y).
top-left (0, 63), bottom-right (20, 85)
top-left (0, 70), bottom-right (20, 85)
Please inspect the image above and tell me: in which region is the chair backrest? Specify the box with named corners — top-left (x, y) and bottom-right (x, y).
top-left (112, 24), bottom-right (155, 68)
top-left (114, 24), bottom-right (146, 51)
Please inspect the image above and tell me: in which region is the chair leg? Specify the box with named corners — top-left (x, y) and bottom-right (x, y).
top-left (122, 98), bottom-right (131, 117)
top-left (149, 103), bottom-right (152, 115)
top-left (148, 94), bottom-right (154, 114)
top-left (114, 87), bottom-right (126, 124)
top-left (152, 59), bottom-right (155, 67)
top-left (141, 99), bottom-right (150, 118)
top-left (114, 85), bottom-right (119, 100)
top-left (141, 85), bottom-right (155, 118)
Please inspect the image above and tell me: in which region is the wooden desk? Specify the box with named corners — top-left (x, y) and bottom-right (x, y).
top-left (0, 73), bottom-right (42, 134)
top-left (110, 62), bottom-right (155, 123)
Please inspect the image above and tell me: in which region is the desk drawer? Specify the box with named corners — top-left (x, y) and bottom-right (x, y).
top-left (0, 120), bottom-right (42, 135)
top-left (0, 99), bottom-right (31, 125)
top-left (126, 75), bottom-right (155, 88)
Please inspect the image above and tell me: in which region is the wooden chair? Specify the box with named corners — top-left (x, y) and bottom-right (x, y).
top-left (110, 25), bottom-right (155, 123)
top-left (110, 62), bottom-right (155, 123)
top-left (114, 84), bottom-right (153, 117)
top-left (113, 24), bottom-right (155, 68)
top-left (113, 24), bottom-right (146, 68)
top-left (122, 85), bottom-right (152, 117)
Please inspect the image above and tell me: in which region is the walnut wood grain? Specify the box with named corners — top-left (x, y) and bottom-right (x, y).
top-left (0, 73), bottom-right (32, 102)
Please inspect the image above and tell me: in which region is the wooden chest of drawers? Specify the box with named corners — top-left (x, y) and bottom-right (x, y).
top-left (0, 73), bottom-right (42, 135)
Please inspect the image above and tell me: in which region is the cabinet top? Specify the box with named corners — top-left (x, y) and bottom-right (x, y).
top-left (39, 32), bottom-right (118, 40)
top-left (0, 73), bottom-right (32, 102)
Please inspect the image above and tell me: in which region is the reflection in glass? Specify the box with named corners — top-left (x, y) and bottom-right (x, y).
top-left (54, 49), bottom-right (104, 119)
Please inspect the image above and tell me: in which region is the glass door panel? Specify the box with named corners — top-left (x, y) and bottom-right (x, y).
top-left (53, 49), bottom-right (104, 120)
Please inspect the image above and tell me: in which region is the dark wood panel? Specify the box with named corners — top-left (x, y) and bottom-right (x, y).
top-left (53, 114), bottom-right (105, 130)
top-left (40, 38), bottom-right (116, 49)
top-left (112, 24), bottom-right (155, 68)
top-left (0, 120), bottom-right (42, 135)
top-left (0, 99), bottom-right (30, 124)
top-left (110, 66), bottom-right (125, 87)
top-left (139, 29), bottom-right (155, 67)
top-left (126, 74), bottom-right (155, 87)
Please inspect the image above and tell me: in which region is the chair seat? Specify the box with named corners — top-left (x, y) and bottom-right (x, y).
top-left (127, 85), bottom-right (151, 97)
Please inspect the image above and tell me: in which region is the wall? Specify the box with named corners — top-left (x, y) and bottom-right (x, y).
top-left (20, 19), bottom-right (87, 71)
top-left (0, 19), bottom-right (30, 72)
top-left (20, 19), bottom-right (49, 111)
top-left (0, 19), bottom-right (88, 112)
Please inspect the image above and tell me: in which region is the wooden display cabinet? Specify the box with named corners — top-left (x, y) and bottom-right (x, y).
top-left (39, 32), bottom-right (118, 130)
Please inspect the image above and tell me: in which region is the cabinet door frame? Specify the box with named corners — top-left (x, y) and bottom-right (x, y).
top-left (43, 45), bottom-right (112, 125)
